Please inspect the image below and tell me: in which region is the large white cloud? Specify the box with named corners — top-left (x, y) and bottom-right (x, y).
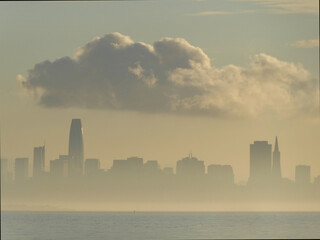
top-left (20, 32), bottom-right (317, 118)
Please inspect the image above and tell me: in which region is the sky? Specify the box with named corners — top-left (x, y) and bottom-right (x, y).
top-left (0, 0), bottom-right (319, 183)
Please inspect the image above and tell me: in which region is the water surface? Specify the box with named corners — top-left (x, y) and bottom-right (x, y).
top-left (2, 211), bottom-right (320, 239)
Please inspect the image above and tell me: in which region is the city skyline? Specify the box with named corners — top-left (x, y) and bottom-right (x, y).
top-left (2, 118), bottom-right (319, 213)
top-left (1, 119), bottom-right (318, 184)
top-left (1, 1), bottom-right (319, 185)
top-left (1, 1), bottom-right (319, 238)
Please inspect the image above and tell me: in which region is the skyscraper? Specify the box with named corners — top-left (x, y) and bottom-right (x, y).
top-left (1, 158), bottom-right (11, 183)
top-left (85, 158), bottom-right (101, 176)
top-left (295, 165), bottom-right (311, 185)
top-left (15, 158), bottom-right (29, 181)
top-left (143, 160), bottom-right (160, 175)
top-left (272, 136), bottom-right (281, 179)
top-left (33, 145), bottom-right (45, 177)
top-left (176, 154), bottom-right (205, 177)
top-left (207, 164), bottom-right (234, 186)
top-left (111, 157), bottom-right (144, 175)
top-left (50, 155), bottom-right (69, 178)
top-left (249, 141), bottom-right (272, 184)
top-left (68, 119), bottom-right (84, 177)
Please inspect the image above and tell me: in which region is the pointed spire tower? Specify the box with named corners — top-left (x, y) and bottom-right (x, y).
top-left (68, 119), bottom-right (84, 177)
top-left (272, 136), bottom-right (281, 179)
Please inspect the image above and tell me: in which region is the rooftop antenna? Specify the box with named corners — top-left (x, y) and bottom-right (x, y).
top-left (274, 136), bottom-right (279, 152)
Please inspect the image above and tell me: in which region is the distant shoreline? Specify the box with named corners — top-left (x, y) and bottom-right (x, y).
top-left (2, 210), bottom-right (320, 213)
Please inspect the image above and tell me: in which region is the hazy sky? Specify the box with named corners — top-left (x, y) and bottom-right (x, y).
top-left (0, 0), bottom-right (319, 183)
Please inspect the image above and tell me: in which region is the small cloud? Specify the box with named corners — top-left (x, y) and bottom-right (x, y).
top-left (290, 39), bottom-right (319, 48)
top-left (186, 10), bottom-right (255, 16)
top-left (236, 0), bottom-right (319, 15)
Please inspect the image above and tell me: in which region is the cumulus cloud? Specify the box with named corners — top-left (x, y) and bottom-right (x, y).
top-left (290, 39), bottom-right (319, 48)
top-left (20, 32), bottom-right (317, 118)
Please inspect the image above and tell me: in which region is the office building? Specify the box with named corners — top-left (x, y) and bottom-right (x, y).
top-left (143, 160), bottom-right (160, 174)
top-left (50, 155), bottom-right (69, 178)
top-left (85, 158), bottom-right (101, 176)
top-left (295, 165), bottom-right (311, 185)
top-left (33, 145), bottom-right (45, 177)
top-left (163, 167), bottom-right (174, 175)
top-left (249, 141), bottom-right (272, 184)
top-left (314, 175), bottom-right (320, 186)
top-left (1, 158), bottom-right (11, 182)
top-left (176, 154), bottom-right (205, 177)
top-left (111, 157), bottom-right (143, 175)
top-left (127, 157), bottom-right (143, 170)
top-left (207, 164), bottom-right (234, 186)
top-left (15, 158), bottom-right (29, 181)
top-left (68, 119), bottom-right (84, 176)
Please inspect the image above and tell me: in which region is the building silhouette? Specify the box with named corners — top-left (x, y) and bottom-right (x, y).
top-left (207, 164), bottom-right (234, 186)
top-left (15, 158), bottom-right (29, 181)
top-left (1, 158), bottom-right (11, 182)
top-left (249, 141), bottom-right (272, 184)
top-left (50, 155), bottom-right (69, 178)
top-left (3, 115), bottom-right (319, 204)
top-left (111, 157), bottom-right (143, 175)
top-left (272, 136), bottom-right (281, 180)
top-left (176, 154), bottom-right (205, 177)
top-left (314, 175), bottom-right (320, 186)
top-left (33, 146), bottom-right (45, 178)
top-left (111, 159), bottom-right (127, 174)
top-left (143, 160), bottom-right (160, 174)
top-left (163, 167), bottom-right (174, 175)
top-left (85, 158), bottom-right (101, 176)
top-left (295, 165), bottom-right (311, 185)
top-left (127, 157), bottom-right (143, 171)
top-left (68, 119), bottom-right (84, 177)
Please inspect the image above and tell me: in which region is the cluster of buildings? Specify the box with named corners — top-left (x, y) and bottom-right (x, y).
top-left (248, 139), bottom-right (316, 186)
top-left (1, 119), bottom-right (319, 188)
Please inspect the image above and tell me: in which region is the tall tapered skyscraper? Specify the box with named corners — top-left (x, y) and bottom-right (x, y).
top-left (68, 119), bottom-right (84, 176)
top-left (272, 136), bottom-right (281, 179)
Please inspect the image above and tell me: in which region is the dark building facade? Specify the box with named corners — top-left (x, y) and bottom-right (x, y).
top-left (207, 164), bottom-right (234, 186)
top-left (249, 141), bottom-right (272, 184)
top-left (15, 158), bottom-right (29, 181)
top-left (68, 119), bottom-right (84, 177)
top-left (33, 146), bottom-right (45, 177)
top-left (85, 158), bottom-right (101, 176)
top-left (143, 160), bottom-right (160, 174)
top-left (1, 158), bottom-right (11, 182)
top-left (111, 157), bottom-right (143, 175)
top-left (295, 165), bottom-right (311, 185)
top-left (50, 155), bottom-right (69, 178)
top-left (176, 155), bottom-right (205, 177)
top-left (272, 136), bottom-right (281, 180)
